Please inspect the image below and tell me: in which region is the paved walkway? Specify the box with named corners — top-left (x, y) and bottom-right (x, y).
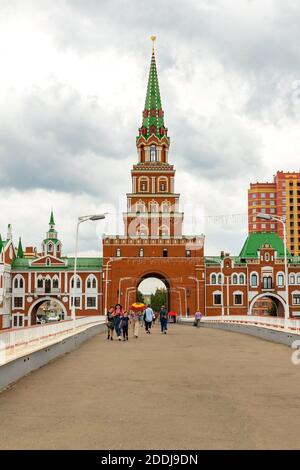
top-left (0, 323), bottom-right (300, 450)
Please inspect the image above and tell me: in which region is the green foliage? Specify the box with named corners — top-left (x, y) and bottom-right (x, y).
top-left (268, 301), bottom-right (278, 317)
top-left (137, 290), bottom-right (144, 303)
top-left (150, 288), bottom-right (167, 312)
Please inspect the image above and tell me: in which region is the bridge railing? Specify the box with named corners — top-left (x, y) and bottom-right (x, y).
top-left (0, 316), bottom-right (105, 354)
top-left (180, 315), bottom-right (300, 332)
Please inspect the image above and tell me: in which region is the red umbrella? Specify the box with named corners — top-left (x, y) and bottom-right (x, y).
top-left (168, 311), bottom-right (177, 316)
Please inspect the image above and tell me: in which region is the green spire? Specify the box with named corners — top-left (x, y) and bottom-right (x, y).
top-left (0, 234), bottom-right (3, 253)
top-left (138, 38), bottom-right (168, 141)
top-left (49, 210), bottom-right (55, 226)
top-left (17, 237), bottom-right (24, 258)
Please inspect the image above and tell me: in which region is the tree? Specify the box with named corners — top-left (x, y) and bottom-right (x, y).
top-left (137, 290), bottom-right (145, 303)
top-left (268, 301), bottom-right (277, 317)
top-left (150, 288), bottom-right (167, 312)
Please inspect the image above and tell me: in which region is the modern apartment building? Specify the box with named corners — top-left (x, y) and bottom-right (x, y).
top-left (248, 171), bottom-right (300, 256)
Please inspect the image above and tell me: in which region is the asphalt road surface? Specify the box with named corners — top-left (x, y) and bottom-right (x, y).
top-left (0, 322), bottom-right (299, 450)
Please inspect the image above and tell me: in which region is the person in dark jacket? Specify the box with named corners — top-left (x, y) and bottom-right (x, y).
top-left (120, 311), bottom-right (129, 341)
top-left (114, 303), bottom-right (123, 341)
top-left (106, 306), bottom-right (115, 340)
top-left (159, 305), bottom-right (168, 334)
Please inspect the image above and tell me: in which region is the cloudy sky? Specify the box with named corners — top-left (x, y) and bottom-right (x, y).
top-left (1, 0), bottom-right (300, 261)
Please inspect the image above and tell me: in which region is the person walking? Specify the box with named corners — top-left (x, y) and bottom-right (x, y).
top-left (144, 304), bottom-right (153, 334)
top-left (130, 310), bottom-right (139, 338)
top-left (114, 303), bottom-right (123, 341)
top-left (194, 310), bottom-right (202, 328)
top-left (159, 305), bottom-right (168, 334)
top-left (106, 306), bottom-right (115, 340)
top-left (120, 311), bottom-right (129, 341)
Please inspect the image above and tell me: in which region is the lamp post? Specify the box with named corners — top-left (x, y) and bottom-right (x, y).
top-left (257, 213), bottom-right (289, 327)
top-left (118, 277), bottom-right (131, 304)
top-left (125, 287), bottom-right (136, 311)
top-left (188, 276), bottom-right (200, 311)
top-left (177, 287), bottom-right (188, 317)
top-left (72, 214), bottom-right (106, 323)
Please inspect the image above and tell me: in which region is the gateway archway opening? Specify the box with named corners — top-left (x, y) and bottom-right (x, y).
top-left (136, 273), bottom-right (170, 314)
top-left (250, 294), bottom-right (285, 317)
top-left (30, 298), bottom-right (66, 325)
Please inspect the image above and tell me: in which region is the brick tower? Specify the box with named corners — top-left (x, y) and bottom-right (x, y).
top-left (102, 38), bottom-right (205, 316)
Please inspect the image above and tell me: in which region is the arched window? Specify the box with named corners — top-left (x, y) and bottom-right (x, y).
top-left (277, 273), bottom-right (285, 287)
top-left (264, 253), bottom-right (270, 262)
top-left (139, 178), bottom-right (148, 192)
top-left (19, 277), bottom-right (24, 289)
top-left (290, 274), bottom-right (295, 285)
top-left (71, 276), bottom-right (81, 289)
top-left (211, 274), bottom-right (217, 285)
top-left (161, 201), bottom-right (170, 213)
top-left (48, 243), bottom-right (53, 252)
top-left (37, 277), bottom-right (43, 289)
top-left (139, 248), bottom-right (144, 257)
top-left (217, 274), bottom-right (222, 285)
top-left (239, 274), bottom-right (245, 285)
top-left (250, 273), bottom-right (258, 287)
top-left (297, 274), bottom-right (300, 285)
top-left (116, 248), bottom-right (121, 257)
top-left (14, 278), bottom-right (18, 289)
top-left (232, 274), bottom-right (238, 285)
top-left (150, 201), bottom-right (159, 213)
top-left (160, 225), bottom-right (169, 237)
top-left (263, 275), bottom-right (273, 289)
top-left (86, 275), bottom-right (97, 290)
top-left (46, 258), bottom-right (51, 266)
top-left (52, 277), bottom-right (59, 289)
top-left (150, 145), bottom-right (157, 162)
top-left (138, 225), bottom-right (148, 237)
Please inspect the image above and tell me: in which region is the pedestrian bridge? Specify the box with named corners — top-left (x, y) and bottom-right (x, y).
top-left (0, 315), bottom-right (300, 449)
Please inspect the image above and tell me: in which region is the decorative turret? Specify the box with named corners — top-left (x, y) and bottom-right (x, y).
top-left (7, 224), bottom-right (12, 241)
top-left (17, 237), bottom-right (24, 258)
top-left (42, 210), bottom-right (62, 257)
top-left (136, 36), bottom-right (169, 163)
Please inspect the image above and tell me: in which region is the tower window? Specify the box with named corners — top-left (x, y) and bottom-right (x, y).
top-left (139, 248), bottom-right (144, 257)
top-left (116, 248), bottom-right (121, 257)
top-left (150, 145), bottom-right (157, 162)
top-left (163, 249), bottom-right (168, 257)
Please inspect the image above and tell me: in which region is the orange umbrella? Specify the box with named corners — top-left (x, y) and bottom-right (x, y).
top-left (131, 302), bottom-right (146, 312)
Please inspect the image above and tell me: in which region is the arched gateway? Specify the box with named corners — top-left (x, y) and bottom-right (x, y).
top-left (249, 292), bottom-right (286, 317)
top-left (102, 41), bottom-right (205, 317)
top-left (28, 296), bottom-right (68, 325)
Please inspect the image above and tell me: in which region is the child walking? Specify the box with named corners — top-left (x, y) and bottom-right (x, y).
top-left (121, 311), bottom-right (129, 341)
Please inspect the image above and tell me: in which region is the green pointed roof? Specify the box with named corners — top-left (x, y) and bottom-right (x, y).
top-left (239, 233), bottom-right (290, 259)
top-left (137, 42), bottom-right (169, 142)
top-left (0, 234), bottom-right (3, 253)
top-left (17, 237), bottom-right (24, 258)
top-left (49, 210), bottom-right (55, 226)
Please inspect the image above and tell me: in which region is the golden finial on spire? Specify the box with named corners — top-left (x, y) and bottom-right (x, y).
top-left (150, 35), bottom-right (156, 52)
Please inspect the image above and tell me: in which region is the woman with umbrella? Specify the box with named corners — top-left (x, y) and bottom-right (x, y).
top-left (130, 302), bottom-right (145, 338)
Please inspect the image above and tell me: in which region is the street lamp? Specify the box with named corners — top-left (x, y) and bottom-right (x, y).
top-left (118, 277), bottom-right (131, 304)
top-left (257, 213), bottom-right (289, 326)
top-left (188, 276), bottom-right (201, 312)
top-left (177, 287), bottom-right (188, 317)
top-left (72, 214), bottom-right (106, 322)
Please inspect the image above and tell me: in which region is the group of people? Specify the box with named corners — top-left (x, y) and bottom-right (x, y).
top-left (105, 304), bottom-right (169, 341)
